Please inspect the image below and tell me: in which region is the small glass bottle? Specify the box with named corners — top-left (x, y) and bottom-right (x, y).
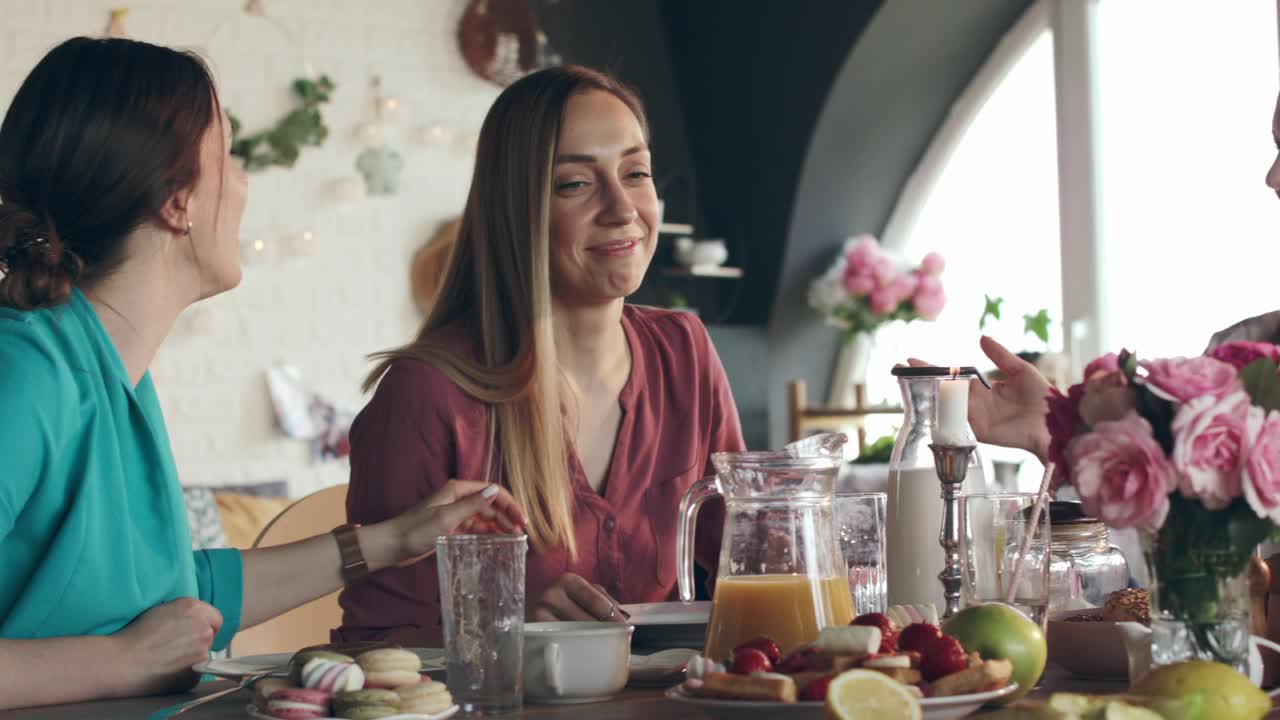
top-left (1046, 501), bottom-right (1130, 612)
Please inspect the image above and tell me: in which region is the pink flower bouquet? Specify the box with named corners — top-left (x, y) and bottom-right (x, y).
top-left (1046, 343), bottom-right (1280, 667)
top-left (807, 234), bottom-right (945, 340)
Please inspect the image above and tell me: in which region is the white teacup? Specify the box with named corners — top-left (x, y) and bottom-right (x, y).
top-left (522, 621), bottom-right (633, 704)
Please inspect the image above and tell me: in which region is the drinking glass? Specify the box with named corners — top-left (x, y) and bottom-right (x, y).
top-left (437, 534), bottom-right (527, 714)
top-left (834, 491), bottom-right (887, 615)
top-left (960, 493), bottom-right (1051, 626)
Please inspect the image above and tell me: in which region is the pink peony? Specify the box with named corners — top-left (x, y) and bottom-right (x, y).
top-left (844, 235), bottom-right (879, 270)
top-left (843, 268), bottom-right (875, 296)
top-left (1171, 391), bottom-right (1259, 510)
top-left (1084, 353), bottom-right (1121, 380)
top-left (1141, 356), bottom-right (1242, 403)
top-left (920, 252), bottom-right (945, 276)
top-left (1207, 341), bottom-right (1280, 371)
top-left (869, 255), bottom-right (897, 288)
top-left (1243, 409), bottom-right (1280, 522)
top-left (889, 272), bottom-right (919, 299)
top-left (870, 285), bottom-right (901, 315)
top-left (1078, 371), bottom-right (1137, 427)
top-left (913, 288), bottom-right (945, 321)
top-left (1065, 411), bottom-right (1177, 532)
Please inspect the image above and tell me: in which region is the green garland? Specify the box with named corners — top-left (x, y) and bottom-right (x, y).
top-left (227, 76), bottom-right (335, 172)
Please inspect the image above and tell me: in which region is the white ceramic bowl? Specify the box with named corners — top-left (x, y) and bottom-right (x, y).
top-left (523, 621), bottom-right (633, 704)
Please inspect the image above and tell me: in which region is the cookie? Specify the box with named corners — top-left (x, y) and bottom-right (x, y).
top-left (265, 687), bottom-right (331, 720)
top-left (299, 656), bottom-right (365, 693)
top-left (395, 678), bottom-right (454, 714)
top-left (288, 650), bottom-right (353, 685)
top-left (1103, 588), bottom-right (1151, 624)
top-left (355, 647), bottom-right (422, 688)
top-left (252, 677), bottom-right (293, 710)
top-left (333, 688), bottom-right (401, 719)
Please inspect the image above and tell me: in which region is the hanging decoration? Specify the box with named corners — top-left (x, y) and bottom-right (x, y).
top-left (227, 75), bottom-right (335, 172)
top-left (354, 76), bottom-right (404, 196)
top-left (457, 0), bottom-right (561, 86)
top-left (105, 8), bottom-right (130, 38)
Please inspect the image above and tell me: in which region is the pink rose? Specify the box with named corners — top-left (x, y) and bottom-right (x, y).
top-left (869, 285), bottom-right (901, 315)
top-left (920, 252), bottom-right (945, 276)
top-left (844, 235), bottom-right (879, 270)
top-left (1171, 391), bottom-right (1259, 509)
top-left (1078, 371), bottom-right (1137, 427)
top-left (913, 287), bottom-right (945, 321)
top-left (843, 268), bottom-right (875, 296)
top-left (890, 272), bottom-right (919, 299)
top-left (1084, 353), bottom-right (1120, 380)
top-left (1207, 341), bottom-right (1280, 371)
top-left (1243, 410), bottom-right (1280, 522)
top-left (1065, 411), bottom-right (1176, 532)
top-left (1141, 356), bottom-right (1242, 403)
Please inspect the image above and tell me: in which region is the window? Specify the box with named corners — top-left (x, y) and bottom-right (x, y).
top-left (853, 10), bottom-right (1059, 491)
top-left (1095, 0), bottom-right (1280, 358)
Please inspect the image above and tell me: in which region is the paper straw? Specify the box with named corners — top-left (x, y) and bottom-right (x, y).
top-left (1004, 462), bottom-right (1055, 605)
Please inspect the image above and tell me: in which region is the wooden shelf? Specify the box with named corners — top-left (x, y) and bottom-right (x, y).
top-left (658, 222), bottom-right (694, 235)
top-left (661, 265), bottom-right (743, 279)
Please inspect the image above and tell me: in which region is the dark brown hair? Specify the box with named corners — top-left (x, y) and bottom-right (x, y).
top-left (0, 36), bottom-right (219, 309)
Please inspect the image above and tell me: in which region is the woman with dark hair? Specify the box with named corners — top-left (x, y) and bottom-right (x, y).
top-left (0, 37), bottom-right (524, 710)
top-left (335, 65), bottom-right (746, 645)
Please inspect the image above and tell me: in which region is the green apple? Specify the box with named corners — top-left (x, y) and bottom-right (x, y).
top-left (941, 602), bottom-right (1047, 702)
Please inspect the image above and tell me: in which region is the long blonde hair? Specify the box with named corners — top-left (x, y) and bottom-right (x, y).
top-left (365, 66), bottom-right (649, 556)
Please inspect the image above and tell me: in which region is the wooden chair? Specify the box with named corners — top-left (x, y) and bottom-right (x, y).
top-left (787, 379), bottom-right (903, 454)
top-left (229, 484), bottom-right (349, 656)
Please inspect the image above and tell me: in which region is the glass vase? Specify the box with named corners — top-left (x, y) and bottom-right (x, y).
top-left (1145, 535), bottom-right (1251, 676)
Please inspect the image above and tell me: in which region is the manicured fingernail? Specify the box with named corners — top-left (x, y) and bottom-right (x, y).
top-left (481, 485), bottom-right (499, 498)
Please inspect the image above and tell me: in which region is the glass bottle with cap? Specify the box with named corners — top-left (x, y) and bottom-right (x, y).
top-left (1045, 500), bottom-right (1130, 612)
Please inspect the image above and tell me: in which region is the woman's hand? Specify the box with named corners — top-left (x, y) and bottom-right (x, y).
top-left (911, 336), bottom-right (1052, 460)
top-left (114, 598), bottom-right (222, 695)
top-left (531, 573), bottom-right (627, 623)
top-left (389, 480), bottom-right (527, 566)
top-left (907, 336), bottom-right (1052, 460)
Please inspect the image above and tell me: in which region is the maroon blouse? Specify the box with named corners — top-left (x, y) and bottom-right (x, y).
top-left (334, 306), bottom-right (746, 645)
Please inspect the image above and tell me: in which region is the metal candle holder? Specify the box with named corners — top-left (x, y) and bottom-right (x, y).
top-left (929, 442), bottom-right (978, 620)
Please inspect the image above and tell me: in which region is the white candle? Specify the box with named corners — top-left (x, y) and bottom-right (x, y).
top-left (936, 378), bottom-right (970, 446)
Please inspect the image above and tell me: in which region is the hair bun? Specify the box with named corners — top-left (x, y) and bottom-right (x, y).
top-left (0, 202), bottom-right (81, 309)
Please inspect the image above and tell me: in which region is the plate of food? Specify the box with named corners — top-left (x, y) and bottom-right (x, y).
top-left (668, 619), bottom-right (1019, 720)
top-left (201, 644), bottom-right (458, 720)
top-left (622, 601), bottom-right (709, 651)
top-left (1045, 588), bottom-right (1147, 680)
top-left (195, 644), bottom-right (445, 680)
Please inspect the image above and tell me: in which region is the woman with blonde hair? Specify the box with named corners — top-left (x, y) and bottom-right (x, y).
top-left (336, 65), bottom-right (745, 644)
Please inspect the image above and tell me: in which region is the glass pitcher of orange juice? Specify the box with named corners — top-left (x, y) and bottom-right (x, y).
top-left (677, 433), bottom-right (855, 662)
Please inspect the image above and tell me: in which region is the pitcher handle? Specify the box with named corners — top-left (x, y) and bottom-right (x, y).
top-left (677, 475), bottom-right (719, 603)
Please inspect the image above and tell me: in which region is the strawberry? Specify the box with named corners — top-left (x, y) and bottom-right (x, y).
top-left (731, 647), bottom-right (772, 675)
top-left (919, 634), bottom-right (968, 681)
top-left (897, 623), bottom-right (943, 654)
top-left (800, 673), bottom-right (835, 701)
top-left (776, 647), bottom-right (830, 674)
top-left (851, 612), bottom-right (898, 653)
top-left (732, 636), bottom-right (782, 665)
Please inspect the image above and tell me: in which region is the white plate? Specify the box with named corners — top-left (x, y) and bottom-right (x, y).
top-left (628, 648), bottom-right (699, 687)
top-left (621, 601), bottom-right (710, 625)
top-left (246, 703), bottom-right (459, 720)
top-left (664, 682), bottom-right (1019, 720)
top-left (195, 648), bottom-right (446, 680)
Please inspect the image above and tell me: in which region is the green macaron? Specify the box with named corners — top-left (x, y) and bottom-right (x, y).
top-left (333, 688), bottom-right (401, 718)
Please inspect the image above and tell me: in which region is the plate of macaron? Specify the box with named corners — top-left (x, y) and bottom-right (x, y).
top-left (200, 643), bottom-right (457, 720)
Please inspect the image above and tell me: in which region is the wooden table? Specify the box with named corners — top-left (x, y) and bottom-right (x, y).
top-left (0, 665), bottom-right (1273, 720)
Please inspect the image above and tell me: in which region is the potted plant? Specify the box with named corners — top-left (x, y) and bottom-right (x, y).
top-left (979, 295), bottom-right (1068, 388)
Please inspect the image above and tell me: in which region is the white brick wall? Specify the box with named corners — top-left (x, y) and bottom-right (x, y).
top-left (0, 0), bottom-right (501, 497)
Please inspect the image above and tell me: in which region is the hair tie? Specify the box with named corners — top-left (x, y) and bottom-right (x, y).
top-left (1, 236), bottom-right (50, 269)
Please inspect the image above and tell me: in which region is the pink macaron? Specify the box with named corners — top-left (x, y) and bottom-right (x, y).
top-left (265, 687), bottom-right (332, 720)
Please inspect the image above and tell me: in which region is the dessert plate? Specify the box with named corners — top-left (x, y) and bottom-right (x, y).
top-left (664, 682), bottom-right (1018, 720)
top-left (195, 648), bottom-right (446, 680)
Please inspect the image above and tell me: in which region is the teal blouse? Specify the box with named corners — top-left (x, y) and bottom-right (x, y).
top-left (0, 288), bottom-right (241, 649)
